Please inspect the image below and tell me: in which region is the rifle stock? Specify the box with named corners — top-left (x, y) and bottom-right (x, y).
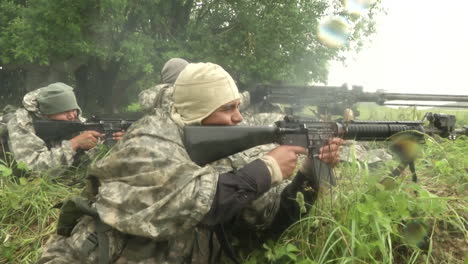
top-left (183, 126), bottom-right (278, 166)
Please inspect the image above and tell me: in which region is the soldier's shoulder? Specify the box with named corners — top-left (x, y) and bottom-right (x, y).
top-left (243, 112), bottom-right (284, 126)
top-left (127, 114), bottom-right (181, 143)
top-left (7, 108), bottom-right (34, 128)
top-left (139, 84), bottom-right (174, 113)
top-left (139, 83), bottom-right (172, 97)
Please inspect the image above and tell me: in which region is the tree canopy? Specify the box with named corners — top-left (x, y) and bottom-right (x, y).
top-left (0, 0), bottom-right (382, 112)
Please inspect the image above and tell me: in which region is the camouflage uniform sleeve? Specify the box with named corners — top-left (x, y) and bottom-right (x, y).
top-left (89, 116), bottom-right (219, 241)
top-left (241, 181), bottom-right (290, 230)
top-left (7, 109), bottom-right (76, 171)
top-left (227, 142), bottom-right (290, 230)
top-left (138, 86), bottom-right (159, 113)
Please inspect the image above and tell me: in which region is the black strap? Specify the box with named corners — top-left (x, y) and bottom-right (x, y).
top-left (96, 219), bottom-right (112, 264)
top-left (56, 197), bottom-right (111, 264)
top-left (81, 232), bottom-right (98, 257)
top-left (214, 224), bottom-right (240, 264)
top-left (409, 161), bottom-right (417, 182)
top-left (79, 219), bottom-right (111, 264)
top-left (390, 160), bottom-right (417, 182)
top-left (155, 85), bottom-right (170, 108)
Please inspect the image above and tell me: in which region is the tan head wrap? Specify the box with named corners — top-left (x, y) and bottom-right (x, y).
top-left (171, 63), bottom-right (240, 126)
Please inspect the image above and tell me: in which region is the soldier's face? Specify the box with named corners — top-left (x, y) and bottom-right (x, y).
top-left (202, 99), bottom-right (243, 126)
top-left (45, 109), bottom-right (78, 121)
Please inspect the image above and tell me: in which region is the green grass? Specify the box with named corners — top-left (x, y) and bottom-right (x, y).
top-left (0, 168), bottom-right (81, 263)
top-left (241, 135), bottom-right (467, 263)
top-left (240, 107), bottom-right (468, 264)
top-left (357, 103), bottom-right (468, 127)
top-left (0, 106), bottom-right (467, 263)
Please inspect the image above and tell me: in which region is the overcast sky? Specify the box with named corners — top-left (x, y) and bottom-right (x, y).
top-left (327, 0), bottom-right (468, 96)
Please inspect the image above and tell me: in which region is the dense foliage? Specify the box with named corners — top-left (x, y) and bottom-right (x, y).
top-left (0, 106), bottom-right (467, 263)
top-left (0, 0), bottom-right (381, 112)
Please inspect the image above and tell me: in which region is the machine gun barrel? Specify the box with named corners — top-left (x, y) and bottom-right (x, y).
top-left (261, 84), bottom-right (468, 116)
top-left (358, 92), bottom-right (468, 105)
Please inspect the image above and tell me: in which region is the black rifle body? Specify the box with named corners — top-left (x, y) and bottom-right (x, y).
top-left (33, 118), bottom-right (135, 143)
top-left (183, 113), bottom-right (459, 167)
top-left (184, 119), bottom-right (427, 167)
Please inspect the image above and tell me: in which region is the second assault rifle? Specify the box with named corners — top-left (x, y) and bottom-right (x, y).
top-left (33, 116), bottom-right (136, 144)
top-left (184, 113), bottom-right (465, 182)
top-left (256, 84), bottom-right (468, 117)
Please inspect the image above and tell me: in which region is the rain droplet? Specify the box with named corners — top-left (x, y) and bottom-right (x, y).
top-left (345, 0), bottom-right (374, 15)
top-left (317, 16), bottom-right (351, 48)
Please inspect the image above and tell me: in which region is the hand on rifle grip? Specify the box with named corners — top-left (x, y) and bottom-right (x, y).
top-left (266, 145), bottom-right (308, 180)
top-left (318, 137), bottom-right (344, 165)
top-left (112, 130), bottom-right (126, 141)
top-left (69, 130), bottom-right (103, 150)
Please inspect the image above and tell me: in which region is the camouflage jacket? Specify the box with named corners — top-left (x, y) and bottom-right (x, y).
top-left (138, 83), bottom-right (175, 114)
top-left (6, 88), bottom-right (86, 172)
top-left (78, 110), bottom-right (288, 263)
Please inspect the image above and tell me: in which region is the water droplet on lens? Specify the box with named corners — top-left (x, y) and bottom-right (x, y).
top-left (317, 16), bottom-right (351, 48)
top-left (345, 0), bottom-right (374, 15)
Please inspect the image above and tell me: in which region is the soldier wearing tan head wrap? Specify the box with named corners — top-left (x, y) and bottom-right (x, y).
top-left (38, 63), bottom-right (342, 264)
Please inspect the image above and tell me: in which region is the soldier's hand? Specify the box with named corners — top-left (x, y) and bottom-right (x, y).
top-left (69, 130), bottom-right (103, 150)
top-left (267, 145), bottom-right (308, 180)
top-left (112, 130), bottom-right (125, 141)
top-left (319, 137), bottom-right (344, 165)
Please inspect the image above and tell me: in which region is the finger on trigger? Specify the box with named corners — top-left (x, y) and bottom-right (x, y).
top-left (289, 145), bottom-right (308, 155)
top-left (87, 130), bottom-right (102, 137)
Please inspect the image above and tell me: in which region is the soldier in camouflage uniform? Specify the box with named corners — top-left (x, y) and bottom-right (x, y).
top-left (138, 58), bottom-right (257, 120)
top-left (138, 58), bottom-right (189, 114)
top-left (6, 83), bottom-right (124, 173)
top-left (38, 63), bottom-right (343, 263)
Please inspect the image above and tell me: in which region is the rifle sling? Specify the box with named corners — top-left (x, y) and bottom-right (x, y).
top-left (215, 224), bottom-right (240, 264)
top-left (56, 197), bottom-right (111, 264)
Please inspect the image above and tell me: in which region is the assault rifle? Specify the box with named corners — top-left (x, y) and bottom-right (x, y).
top-left (256, 84), bottom-right (468, 117)
top-left (184, 112), bottom-right (463, 182)
top-left (33, 116), bottom-right (135, 144)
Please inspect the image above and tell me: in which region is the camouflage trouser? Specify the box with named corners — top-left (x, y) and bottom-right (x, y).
top-left (39, 216), bottom-right (220, 264)
top-left (38, 216), bottom-right (126, 264)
